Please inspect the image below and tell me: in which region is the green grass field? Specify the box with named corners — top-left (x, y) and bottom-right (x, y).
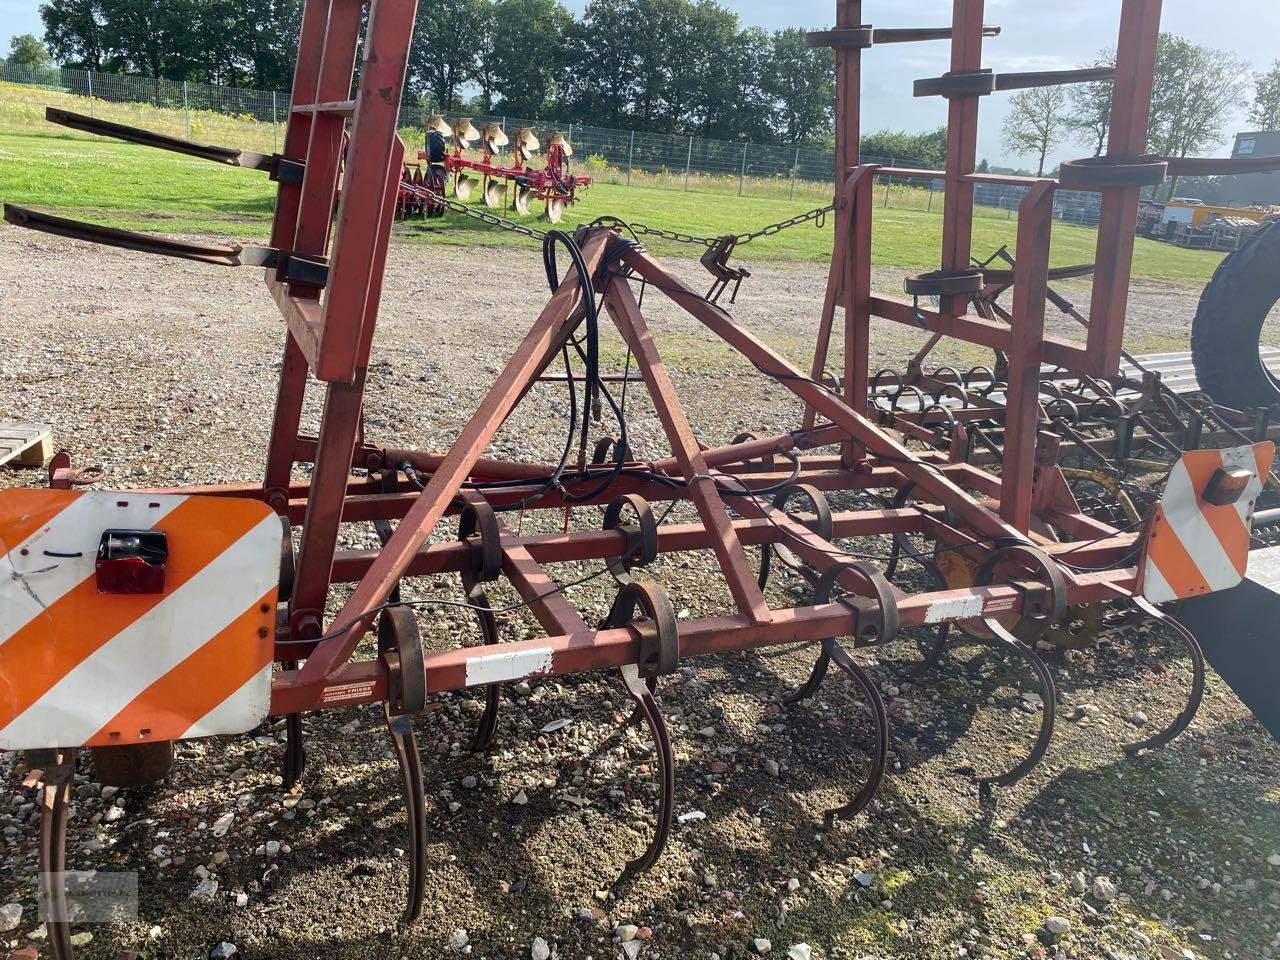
top-left (0, 129), bottom-right (1225, 285)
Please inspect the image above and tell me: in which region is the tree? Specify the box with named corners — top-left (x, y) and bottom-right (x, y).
top-left (486, 0), bottom-right (573, 118)
top-left (408, 0), bottom-right (482, 113)
top-left (40, 0), bottom-right (108, 70)
top-left (1001, 86), bottom-right (1070, 177)
top-left (8, 33), bottom-right (51, 68)
top-left (566, 0), bottom-right (644, 128)
top-left (766, 27), bottom-right (833, 144)
top-left (861, 128), bottom-right (947, 168)
top-left (1147, 33), bottom-right (1251, 197)
top-left (1067, 51), bottom-right (1115, 156)
top-left (1251, 59), bottom-right (1280, 130)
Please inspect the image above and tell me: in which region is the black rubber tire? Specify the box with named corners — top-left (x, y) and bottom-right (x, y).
top-left (1191, 220), bottom-right (1280, 409)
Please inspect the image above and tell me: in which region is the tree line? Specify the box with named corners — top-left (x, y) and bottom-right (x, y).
top-left (412, 0), bottom-right (834, 144)
top-left (26, 0), bottom-right (836, 147)
top-left (1002, 34), bottom-right (1280, 185)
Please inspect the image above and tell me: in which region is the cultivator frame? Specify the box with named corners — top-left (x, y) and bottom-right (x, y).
top-left (6, 0), bottom-right (1280, 955)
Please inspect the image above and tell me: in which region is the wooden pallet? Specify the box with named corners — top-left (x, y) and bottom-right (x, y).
top-left (0, 423), bottom-right (53, 468)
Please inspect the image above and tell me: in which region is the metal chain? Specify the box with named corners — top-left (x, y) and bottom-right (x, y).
top-left (406, 181), bottom-right (832, 248)
top-left (405, 183), bottom-right (550, 240)
top-left (598, 203), bottom-right (834, 248)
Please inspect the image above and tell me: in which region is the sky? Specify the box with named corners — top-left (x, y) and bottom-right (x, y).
top-left (3, 0), bottom-right (1278, 168)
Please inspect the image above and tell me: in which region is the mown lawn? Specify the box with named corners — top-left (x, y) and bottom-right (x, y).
top-left (0, 131), bottom-right (1224, 285)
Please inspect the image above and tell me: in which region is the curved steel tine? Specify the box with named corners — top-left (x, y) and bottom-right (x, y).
top-left (458, 501), bottom-right (504, 753)
top-left (821, 642), bottom-right (889, 826)
top-left (281, 666), bottom-right (306, 789)
top-left (784, 645), bottom-right (832, 706)
top-left (469, 604), bottom-right (502, 752)
top-left (904, 622), bottom-right (951, 679)
top-left (974, 619), bottom-right (1057, 795)
top-left (383, 706), bottom-right (428, 925)
top-left (1121, 596), bottom-right (1205, 755)
top-left (882, 546), bottom-right (951, 681)
top-left (617, 664), bottom-right (674, 878)
top-left (38, 750), bottom-right (77, 960)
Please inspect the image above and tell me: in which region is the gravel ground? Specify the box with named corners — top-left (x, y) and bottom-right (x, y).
top-left (2, 223), bottom-right (1280, 960)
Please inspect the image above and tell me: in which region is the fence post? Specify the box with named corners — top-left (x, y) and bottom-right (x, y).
top-left (86, 70), bottom-right (94, 116)
top-left (883, 178), bottom-right (891, 208)
top-left (791, 147), bottom-right (800, 200)
top-left (737, 141), bottom-right (748, 197)
top-left (182, 81), bottom-right (191, 139)
top-left (627, 129), bottom-right (635, 187)
top-left (927, 180), bottom-right (934, 213)
top-left (271, 91), bottom-right (278, 152)
top-left (684, 136), bottom-right (694, 191)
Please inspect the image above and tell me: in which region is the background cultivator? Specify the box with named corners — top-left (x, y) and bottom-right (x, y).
top-left (4, 0), bottom-right (1280, 957)
top-left (398, 114), bottom-right (590, 223)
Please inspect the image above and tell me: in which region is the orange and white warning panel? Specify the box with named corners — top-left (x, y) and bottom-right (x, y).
top-left (0, 489), bottom-right (281, 751)
top-left (1138, 442), bottom-right (1275, 605)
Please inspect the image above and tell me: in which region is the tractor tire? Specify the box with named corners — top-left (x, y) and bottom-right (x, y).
top-left (1191, 220), bottom-right (1280, 409)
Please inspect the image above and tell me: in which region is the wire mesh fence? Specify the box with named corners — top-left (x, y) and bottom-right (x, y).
top-left (0, 60), bottom-right (1103, 226)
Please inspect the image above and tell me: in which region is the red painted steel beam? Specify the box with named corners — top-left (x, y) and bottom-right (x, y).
top-left (938, 0), bottom-right (985, 316)
top-left (327, 508), bottom-right (930, 583)
top-left (269, 568), bottom-right (1135, 713)
top-left (498, 520), bottom-right (592, 636)
top-left (317, 0), bottom-right (419, 384)
top-left (620, 248), bottom-right (1030, 544)
top-left (299, 231), bottom-right (613, 684)
top-left (1000, 181), bottom-right (1056, 531)
top-left (603, 277), bottom-right (772, 622)
top-left (1084, 0), bottom-right (1162, 376)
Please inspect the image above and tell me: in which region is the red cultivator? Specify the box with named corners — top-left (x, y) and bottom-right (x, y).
top-left (5, 1), bottom-right (1280, 956)
top-left (399, 114), bottom-right (590, 223)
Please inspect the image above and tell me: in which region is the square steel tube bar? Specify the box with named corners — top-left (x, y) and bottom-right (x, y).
top-left (603, 277), bottom-right (772, 622)
top-left (1000, 181), bottom-right (1056, 531)
top-left (289, 0), bottom-right (363, 276)
top-left (498, 520), bottom-right (592, 636)
top-left (317, 0), bottom-right (418, 383)
top-left (326, 508), bottom-right (930, 584)
top-left (1084, 0), bottom-right (1163, 376)
top-left (618, 247), bottom-right (1029, 544)
top-left (803, 166), bottom-right (878, 432)
top-left (269, 568), bottom-right (1135, 713)
top-left (939, 0), bottom-right (985, 316)
top-left (267, 0), bottom-right (330, 253)
top-left (297, 231), bottom-right (612, 684)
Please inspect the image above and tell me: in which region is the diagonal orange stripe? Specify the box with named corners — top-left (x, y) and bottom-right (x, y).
top-left (87, 590), bottom-right (275, 746)
top-left (1147, 505), bottom-right (1213, 598)
top-left (0, 490), bottom-right (82, 551)
top-left (0, 497), bottom-right (269, 729)
top-left (1179, 450), bottom-right (1249, 575)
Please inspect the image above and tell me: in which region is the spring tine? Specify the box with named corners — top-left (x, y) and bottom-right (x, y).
top-left (974, 619), bottom-right (1058, 795)
top-left (617, 664), bottom-right (675, 878)
top-left (282, 700), bottom-right (306, 790)
top-left (469, 602), bottom-right (502, 753)
top-left (1121, 597), bottom-right (1206, 754)
top-left (383, 707), bottom-right (428, 924)
top-left (784, 647), bottom-right (832, 705)
top-left (820, 641), bottom-right (889, 826)
top-left (38, 751), bottom-right (76, 960)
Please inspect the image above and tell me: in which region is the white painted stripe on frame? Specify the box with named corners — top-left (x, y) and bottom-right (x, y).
top-left (464, 646), bottom-right (554, 687)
